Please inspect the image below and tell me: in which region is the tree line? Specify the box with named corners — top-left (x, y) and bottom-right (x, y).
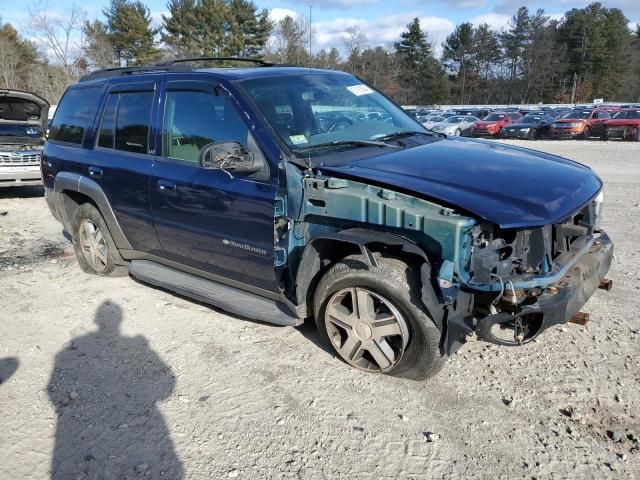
top-left (0, 0), bottom-right (638, 106)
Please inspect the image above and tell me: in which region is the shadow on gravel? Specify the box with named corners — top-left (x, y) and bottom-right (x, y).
top-left (0, 357), bottom-right (19, 385)
top-left (47, 301), bottom-right (183, 479)
top-left (0, 185), bottom-right (44, 199)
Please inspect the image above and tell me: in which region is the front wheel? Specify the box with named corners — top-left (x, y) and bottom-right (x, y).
top-left (454, 129), bottom-right (461, 136)
top-left (529, 129), bottom-right (539, 141)
top-left (72, 203), bottom-right (128, 277)
top-left (314, 255), bottom-right (445, 380)
top-left (582, 126), bottom-right (591, 139)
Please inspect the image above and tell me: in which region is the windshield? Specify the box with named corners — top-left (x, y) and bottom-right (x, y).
top-left (445, 116), bottom-right (465, 123)
top-left (0, 125), bottom-right (42, 138)
top-left (483, 114), bottom-right (505, 121)
top-left (613, 110), bottom-right (640, 119)
top-left (520, 115), bottom-right (546, 124)
top-left (561, 110), bottom-right (592, 119)
top-left (239, 73), bottom-right (424, 153)
top-left (428, 116), bottom-right (444, 123)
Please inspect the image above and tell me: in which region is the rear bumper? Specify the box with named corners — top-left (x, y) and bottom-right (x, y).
top-left (476, 232), bottom-right (613, 344)
top-left (0, 166), bottom-right (42, 187)
top-left (606, 126), bottom-right (638, 139)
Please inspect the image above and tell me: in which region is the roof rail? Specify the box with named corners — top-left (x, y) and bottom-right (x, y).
top-left (156, 56), bottom-right (275, 67)
top-left (79, 57), bottom-right (275, 82)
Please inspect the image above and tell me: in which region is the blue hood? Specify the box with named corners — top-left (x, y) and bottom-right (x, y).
top-left (320, 138), bottom-right (602, 228)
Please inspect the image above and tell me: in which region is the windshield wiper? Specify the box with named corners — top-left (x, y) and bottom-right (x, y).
top-left (374, 130), bottom-right (443, 141)
top-left (299, 139), bottom-right (400, 151)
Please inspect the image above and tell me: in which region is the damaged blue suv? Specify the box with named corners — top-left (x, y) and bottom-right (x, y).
top-left (43, 58), bottom-right (613, 380)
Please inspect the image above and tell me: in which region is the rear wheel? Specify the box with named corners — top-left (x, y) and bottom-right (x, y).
top-left (72, 203), bottom-right (128, 277)
top-left (314, 254), bottom-right (445, 380)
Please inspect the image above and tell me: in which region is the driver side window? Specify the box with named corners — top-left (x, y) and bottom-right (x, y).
top-left (163, 90), bottom-right (249, 164)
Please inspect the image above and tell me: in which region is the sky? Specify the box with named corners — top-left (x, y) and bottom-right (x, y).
top-left (1, 0), bottom-right (639, 59)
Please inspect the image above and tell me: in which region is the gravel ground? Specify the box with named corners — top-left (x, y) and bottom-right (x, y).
top-left (0, 140), bottom-right (639, 479)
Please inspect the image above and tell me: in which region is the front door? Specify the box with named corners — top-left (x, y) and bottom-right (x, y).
top-left (150, 78), bottom-right (279, 293)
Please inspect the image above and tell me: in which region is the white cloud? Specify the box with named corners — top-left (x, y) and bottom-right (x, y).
top-left (150, 10), bottom-right (169, 29)
top-left (470, 13), bottom-right (511, 31)
top-left (269, 8), bottom-right (299, 23)
top-left (312, 13), bottom-right (455, 56)
top-left (283, 0), bottom-right (378, 10)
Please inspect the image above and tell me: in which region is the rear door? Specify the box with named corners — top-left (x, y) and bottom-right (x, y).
top-left (88, 79), bottom-right (162, 253)
top-left (149, 77), bottom-right (279, 293)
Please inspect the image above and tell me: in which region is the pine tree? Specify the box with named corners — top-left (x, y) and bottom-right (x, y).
top-left (103, 0), bottom-right (159, 66)
top-left (394, 18), bottom-right (448, 104)
top-left (161, 0), bottom-right (200, 57)
top-left (442, 22), bottom-right (474, 103)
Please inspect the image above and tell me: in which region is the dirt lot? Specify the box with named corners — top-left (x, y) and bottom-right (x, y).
top-left (0, 140), bottom-right (639, 479)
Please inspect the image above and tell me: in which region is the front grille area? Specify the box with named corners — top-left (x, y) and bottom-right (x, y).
top-left (469, 201), bottom-right (596, 285)
top-left (0, 152), bottom-right (41, 165)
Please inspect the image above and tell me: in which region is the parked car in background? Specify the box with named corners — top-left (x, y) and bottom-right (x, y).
top-left (421, 112), bottom-right (455, 129)
top-left (471, 112), bottom-right (522, 138)
top-left (601, 108), bottom-right (640, 141)
top-left (549, 108), bottom-right (611, 139)
top-left (455, 108), bottom-right (492, 119)
top-left (428, 115), bottom-right (479, 136)
top-left (500, 113), bottom-right (556, 140)
top-left (0, 89), bottom-right (49, 187)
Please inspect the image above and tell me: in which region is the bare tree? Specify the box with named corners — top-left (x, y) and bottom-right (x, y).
top-left (27, 2), bottom-right (85, 81)
top-left (0, 36), bottom-right (22, 88)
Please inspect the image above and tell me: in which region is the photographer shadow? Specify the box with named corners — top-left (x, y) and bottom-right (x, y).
top-left (47, 301), bottom-right (183, 479)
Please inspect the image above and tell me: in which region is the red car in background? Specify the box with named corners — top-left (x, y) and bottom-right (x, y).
top-left (471, 112), bottom-right (522, 138)
top-left (602, 109), bottom-right (640, 141)
top-left (549, 108), bottom-right (611, 139)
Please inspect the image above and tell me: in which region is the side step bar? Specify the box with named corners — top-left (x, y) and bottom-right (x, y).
top-left (129, 260), bottom-right (302, 327)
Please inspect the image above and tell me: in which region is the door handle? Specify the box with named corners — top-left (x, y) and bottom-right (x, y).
top-left (88, 166), bottom-right (103, 179)
top-left (157, 180), bottom-right (177, 192)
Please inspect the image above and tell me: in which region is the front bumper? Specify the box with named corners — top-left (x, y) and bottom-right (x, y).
top-left (472, 130), bottom-right (499, 137)
top-left (550, 128), bottom-right (583, 139)
top-left (475, 232), bottom-right (613, 344)
top-left (0, 166), bottom-right (42, 187)
top-left (501, 129), bottom-right (530, 139)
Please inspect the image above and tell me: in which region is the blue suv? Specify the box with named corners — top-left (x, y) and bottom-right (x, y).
top-left (43, 58), bottom-right (613, 380)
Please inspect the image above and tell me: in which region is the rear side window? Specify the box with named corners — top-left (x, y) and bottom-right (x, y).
top-left (49, 87), bottom-right (102, 144)
top-left (97, 91), bottom-right (154, 154)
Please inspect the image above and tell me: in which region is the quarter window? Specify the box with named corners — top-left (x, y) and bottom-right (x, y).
top-left (162, 90), bottom-right (249, 163)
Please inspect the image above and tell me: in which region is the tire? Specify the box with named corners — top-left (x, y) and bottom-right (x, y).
top-left (636, 127), bottom-right (640, 142)
top-left (601, 129), bottom-right (609, 141)
top-left (529, 129), bottom-right (539, 141)
top-left (313, 254), bottom-right (445, 380)
top-left (582, 126), bottom-right (591, 139)
top-left (71, 203), bottom-right (128, 277)
top-left (454, 129), bottom-right (461, 136)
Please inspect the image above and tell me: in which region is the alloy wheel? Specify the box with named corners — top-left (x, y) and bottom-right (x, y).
top-left (324, 287), bottom-right (409, 372)
top-left (78, 219), bottom-right (108, 272)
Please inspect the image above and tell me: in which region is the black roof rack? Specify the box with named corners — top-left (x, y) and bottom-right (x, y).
top-left (79, 56), bottom-right (276, 82)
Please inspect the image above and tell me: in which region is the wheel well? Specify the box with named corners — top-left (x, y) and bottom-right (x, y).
top-left (294, 237), bottom-right (427, 318)
top-left (59, 190), bottom-right (97, 232)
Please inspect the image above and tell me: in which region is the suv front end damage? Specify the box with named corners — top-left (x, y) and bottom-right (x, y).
top-left (456, 191), bottom-right (613, 347)
top-left (288, 169), bottom-right (612, 355)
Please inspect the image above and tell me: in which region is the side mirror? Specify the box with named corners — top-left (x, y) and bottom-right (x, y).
top-left (199, 141), bottom-right (262, 174)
